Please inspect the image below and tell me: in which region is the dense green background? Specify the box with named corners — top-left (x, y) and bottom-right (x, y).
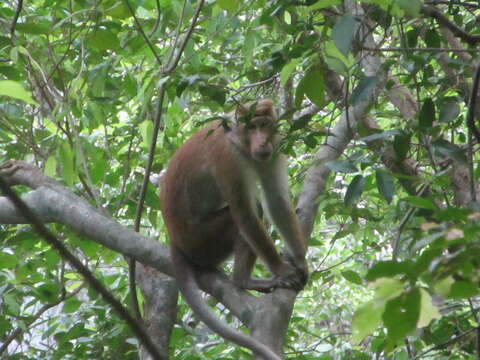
top-left (1, 0), bottom-right (480, 359)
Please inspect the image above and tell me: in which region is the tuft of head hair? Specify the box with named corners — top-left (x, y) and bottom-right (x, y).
top-left (235, 99), bottom-right (276, 123)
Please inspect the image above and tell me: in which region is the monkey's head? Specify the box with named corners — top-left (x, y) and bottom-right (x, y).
top-left (233, 99), bottom-right (278, 162)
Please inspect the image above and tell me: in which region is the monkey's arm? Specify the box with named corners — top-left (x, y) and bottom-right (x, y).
top-left (259, 160), bottom-right (308, 271)
top-left (227, 182), bottom-right (286, 275)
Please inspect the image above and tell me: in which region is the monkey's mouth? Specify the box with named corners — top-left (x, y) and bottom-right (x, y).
top-left (253, 151), bottom-right (272, 161)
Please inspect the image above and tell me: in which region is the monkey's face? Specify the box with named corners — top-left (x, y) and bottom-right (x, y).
top-left (233, 99), bottom-right (278, 162)
top-left (246, 116), bottom-right (275, 162)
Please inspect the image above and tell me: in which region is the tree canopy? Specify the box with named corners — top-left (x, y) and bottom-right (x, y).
top-left (1, 0), bottom-right (480, 359)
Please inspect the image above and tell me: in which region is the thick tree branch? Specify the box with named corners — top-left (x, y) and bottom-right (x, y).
top-left (0, 174), bottom-right (166, 360)
top-left (0, 161), bottom-right (266, 327)
top-left (421, 5), bottom-right (480, 45)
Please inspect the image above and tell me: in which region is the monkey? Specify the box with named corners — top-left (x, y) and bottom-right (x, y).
top-left (160, 99), bottom-right (308, 360)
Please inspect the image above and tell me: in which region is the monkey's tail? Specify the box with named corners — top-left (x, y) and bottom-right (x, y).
top-left (170, 248), bottom-right (282, 360)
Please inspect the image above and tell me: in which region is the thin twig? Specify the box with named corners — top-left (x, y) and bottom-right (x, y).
top-left (467, 63), bottom-right (480, 202)
top-left (361, 46), bottom-right (480, 53)
top-left (425, 1), bottom-right (480, 9)
top-left (130, 0), bottom-right (205, 323)
top-left (130, 83), bottom-right (167, 320)
top-left (165, 0), bottom-right (188, 69)
top-left (123, 0), bottom-right (162, 65)
top-left (164, 0), bottom-right (206, 73)
top-left (149, 0), bottom-right (162, 36)
top-left (10, 0), bottom-right (23, 39)
top-left (414, 327), bottom-right (479, 359)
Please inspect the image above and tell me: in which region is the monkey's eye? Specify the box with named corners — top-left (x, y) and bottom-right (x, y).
top-left (258, 120), bottom-right (269, 128)
top-left (251, 116), bottom-right (270, 129)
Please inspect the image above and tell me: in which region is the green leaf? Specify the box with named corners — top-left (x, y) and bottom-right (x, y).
top-left (439, 98), bottom-right (460, 123)
top-left (89, 29), bottom-right (120, 51)
top-left (34, 283), bottom-right (61, 302)
top-left (418, 289), bottom-right (441, 328)
top-left (104, 2), bottom-right (130, 19)
top-left (342, 270), bottom-right (363, 285)
top-left (352, 299), bottom-right (386, 343)
top-left (345, 175), bottom-right (365, 207)
top-left (280, 59), bottom-right (299, 86)
top-left (433, 276), bottom-right (454, 296)
top-left (425, 29), bottom-right (441, 48)
top-left (350, 76), bottom-right (378, 105)
top-left (44, 156), bottom-right (57, 178)
top-left (4, 294), bottom-right (20, 315)
top-left (393, 132), bottom-right (411, 161)
top-left (199, 84), bottom-right (227, 105)
top-left (218, 0), bottom-right (239, 13)
top-left (383, 288), bottom-right (420, 345)
top-left (405, 196), bottom-right (437, 210)
top-left (43, 250), bottom-right (61, 269)
top-left (395, 0), bottom-right (421, 17)
top-left (325, 160), bottom-right (358, 173)
top-left (324, 41), bottom-right (353, 75)
top-left (290, 115), bottom-right (311, 131)
top-left (303, 134), bottom-right (318, 149)
top-left (419, 98), bottom-right (435, 129)
top-left (0, 252), bottom-right (18, 269)
top-left (448, 281), bottom-right (479, 299)
top-left (372, 278), bottom-right (405, 301)
top-left (139, 120), bottom-right (153, 149)
top-left (243, 30), bottom-right (256, 66)
top-left (432, 139), bottom-right (468, 165)
top-left (307, 0), bottom-right (341, 11)
top-left (77, 239), bottom-right (102, 259)
top-left (332, 13), bottom-right (359, 56)
top-left (15, 22), bottom-right (50, 34)
top-left (63, 297), bottom-right (82, 313)
top-left (366, 260), bottom-right (413, 281)
top-left (435, 207), bottom-right (470, 221)
top-left (296, 67), bottom-right (325, 108)
top-left (59, 143), bottom-right (75, 187)
top-left (0, 80), bottom-right (37, 105)
top-left (376, 169), bottom-right (395, 204)
top-left (407, 28), bottom-right (419, 48)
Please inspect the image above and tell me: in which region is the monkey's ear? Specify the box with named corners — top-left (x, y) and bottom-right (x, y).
top-left (235, 101), bottom-right (257, 125)
top-left (235, 103), bottom-right (249, 117)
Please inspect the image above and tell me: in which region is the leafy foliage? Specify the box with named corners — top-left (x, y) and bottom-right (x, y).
top-left (1, 0), bottom-right (480, 359)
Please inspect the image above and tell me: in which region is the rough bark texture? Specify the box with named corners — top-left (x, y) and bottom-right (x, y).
top-left (137, 264), bottom-right (179, 360)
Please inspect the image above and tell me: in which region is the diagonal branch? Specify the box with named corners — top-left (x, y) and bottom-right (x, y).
top-left (0, 161), bottom-right (260, 323)
top-left (10, 0), bottom-right (23, 39)
top-left (422, 5), bottom-right (480, 45)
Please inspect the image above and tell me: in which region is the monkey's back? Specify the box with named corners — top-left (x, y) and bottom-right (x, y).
top-left (160, 122), bottom-right (238, 265)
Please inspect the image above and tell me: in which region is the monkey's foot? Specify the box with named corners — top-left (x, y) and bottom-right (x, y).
top-left (272, 258), bottom-right (308, 292)
top-left (239, 266), bottom-right (307, 293)
top-left (272, 270), bottom-right (307, 292)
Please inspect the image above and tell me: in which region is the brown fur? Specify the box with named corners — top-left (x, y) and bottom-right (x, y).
top-left (160, 99), bottom-right (307, 359)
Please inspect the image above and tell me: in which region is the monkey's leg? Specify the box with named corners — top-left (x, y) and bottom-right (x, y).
top-left (233, 238), bottom-right (279, 293)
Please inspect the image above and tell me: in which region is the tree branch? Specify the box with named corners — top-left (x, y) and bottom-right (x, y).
top-left (10, 0), bottom-right (23, 39)
top-left (0, 174), bottom-right (166, 360)
top-left (0, 161), bottom-right (260, 326)
top-left (421, 5), bottom-right (480, 45)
